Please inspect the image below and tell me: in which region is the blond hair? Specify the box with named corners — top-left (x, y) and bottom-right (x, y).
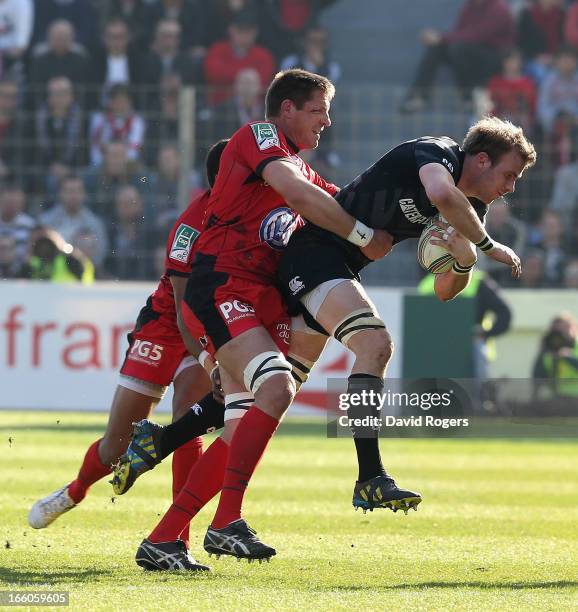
top-left (462, 116), bottom-right (537, 168)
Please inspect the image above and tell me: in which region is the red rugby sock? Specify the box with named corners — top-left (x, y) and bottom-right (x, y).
top-left (171, 437), bottom-right (203, 547)
top-left (211, 407), bottom-right (279, 529)
top-left (68, 440), bottom-right (111, 504)
top-left (148, 437), bottom-right (228, 544)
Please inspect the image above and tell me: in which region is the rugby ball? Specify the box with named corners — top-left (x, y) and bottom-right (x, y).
top-left (417, 215), bottom-right (456, 273)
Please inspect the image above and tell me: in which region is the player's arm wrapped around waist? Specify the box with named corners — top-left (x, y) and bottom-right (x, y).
top-left (293, 223), bottom-right (370, 275)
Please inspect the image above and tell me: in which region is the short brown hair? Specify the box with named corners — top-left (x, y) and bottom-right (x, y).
top-left (265, 69), bottom-right (335, 119)
top-left (462, 116), bottom-right (537, 168)
top-left (205, 139), bottom-right (229, 188)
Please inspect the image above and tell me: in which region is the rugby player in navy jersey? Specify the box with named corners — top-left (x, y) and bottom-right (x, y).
top-left (277, 116), bottom-right (536, 512)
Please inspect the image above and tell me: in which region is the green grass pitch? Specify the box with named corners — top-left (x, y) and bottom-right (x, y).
top-left (1, 410), bottom-right (577, 611)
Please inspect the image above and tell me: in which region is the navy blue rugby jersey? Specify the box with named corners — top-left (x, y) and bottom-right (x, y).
top-left (335, 136), bottom-right (487, 242)
top-left (296, 136), bottom-right (488, 270)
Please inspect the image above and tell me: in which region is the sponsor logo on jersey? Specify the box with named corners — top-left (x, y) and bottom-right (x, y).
top-left (169, 224), bottom-right (200, 263)
top-left (219, 300), bottom-right (255, 321)
top-left (276, 321), bottom-right (290, 345)
top-left (289, 276), bottom-right (304, 295)
top-left (259, 207), bottom-right (299, 250)
top-left (129, 340), bottom-right (164, 364)
top-left (442, 158), bottom-right (454, 173)
top-left (399, 198), bottom-right (429, 225)
top-left (251, 122), bottom-right (280, 151)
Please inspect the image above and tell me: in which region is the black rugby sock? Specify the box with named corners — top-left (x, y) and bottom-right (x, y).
top-left (347, 373), bottom-right (386, 482)
top-left (159, 393), bottom-right (225, 458)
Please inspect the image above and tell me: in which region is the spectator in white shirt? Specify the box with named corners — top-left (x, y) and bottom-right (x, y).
top-left (91, 18), bottom-right (140, 106)
top-left (89, 83), bottom-right (145, 166)
top-left (0, 0), bottom-right (33, 80)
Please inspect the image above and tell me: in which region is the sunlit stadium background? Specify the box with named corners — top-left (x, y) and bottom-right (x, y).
top-left (1, 2), bottom-right (577, 609)
top-left (1, 0), bottom-right (577, 409)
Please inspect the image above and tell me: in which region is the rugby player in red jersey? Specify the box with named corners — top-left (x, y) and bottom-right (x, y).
top-left (133, 69), bottom-right (393, 570)
top-left (126, 118), bottom-right (535, 574)
top-left (27, 142), bottom-right (229, 562)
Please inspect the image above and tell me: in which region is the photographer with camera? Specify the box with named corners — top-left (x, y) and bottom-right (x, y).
top-left (533, 313), bottom-right (578, 399)
top-left (28, 227), bottom-right (94, 284)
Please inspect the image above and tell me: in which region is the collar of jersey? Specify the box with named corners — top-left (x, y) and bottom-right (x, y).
top-left (284, 133), bottom-right (300, 155)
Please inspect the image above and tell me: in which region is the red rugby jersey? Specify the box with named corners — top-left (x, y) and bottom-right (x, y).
top-left (147, 190), bottom-right (209, 332)
top-left (194, 122), bottom-right (338, 283)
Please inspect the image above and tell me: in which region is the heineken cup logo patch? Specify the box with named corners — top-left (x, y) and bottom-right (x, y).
top-left (169, 224), bottom-right (199, 263)
top-left (251, 122), bottom-right (280, 151)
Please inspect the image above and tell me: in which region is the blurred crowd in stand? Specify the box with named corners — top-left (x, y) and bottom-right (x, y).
top-left (0, 0), bottom-right (339, 281)
top-left (1, 0), bottom-right (578, 289)
top-left (401, 0), bottom-right (578, 289)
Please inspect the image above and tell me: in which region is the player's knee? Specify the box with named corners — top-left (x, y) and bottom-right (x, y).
top-left (243, 350), bottom-right (293, 395)
top-left (372, 328), bottom-right (394, 367)
top-left (383, 331), bottom-right (395, 365)
top-left (243, 351), bottom-right (294, 417)
top-left (355, 328), bottom-right (394, 368)
top-left (332, 310), bottom-right (386, 350)
top-left (255, 374), bottom-right (295, 417)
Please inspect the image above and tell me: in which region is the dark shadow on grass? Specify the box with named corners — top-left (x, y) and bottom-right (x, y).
top-left (203, 573), bottom-right (578, 592)
top-left (0, 567), bottom-right (111, 585)
top-left (1, 420), bottom-right (327, 438)
top-left (328, 580), bottom-right (578, 592)
top-left (4, 419), bottom-right (576, 443)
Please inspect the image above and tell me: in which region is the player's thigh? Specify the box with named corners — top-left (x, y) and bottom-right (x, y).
top-left (216, 325), bottom-right (286, 388)
top-left (219, 365), bottom-right (246, 396)
top-left (289, 318), bottom-right (329, 363)
top-left (313, 279), bottom-right (391, 357)
top-left (172, 361), bottom-right (211, 421)
top-left (217, 326), bottom-right (294, 415)
top-left (103, 385), bottom-right (157, 444)
top-left (314, 279), bottom-right (379, 332)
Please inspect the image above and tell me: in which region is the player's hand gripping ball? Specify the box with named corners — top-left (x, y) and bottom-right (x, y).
top-left (417, 214), bottom-right (456, 273)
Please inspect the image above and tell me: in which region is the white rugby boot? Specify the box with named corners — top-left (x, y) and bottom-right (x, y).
top-left (28, 485), bottom-right (76, 528)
